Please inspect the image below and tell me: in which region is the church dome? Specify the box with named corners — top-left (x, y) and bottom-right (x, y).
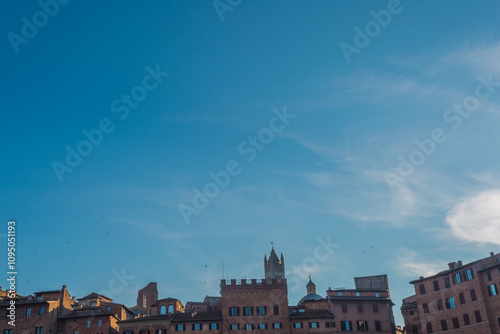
top-left (297, 276), bottom-right (323, 305)
top-left (298, 292), bottom-right (323, 305)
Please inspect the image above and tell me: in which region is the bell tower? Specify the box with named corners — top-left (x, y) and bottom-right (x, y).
top-left (264, 246), bottom-right (285, 279)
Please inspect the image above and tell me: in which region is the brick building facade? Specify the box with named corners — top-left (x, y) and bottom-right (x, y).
top-left (401, 251), bottom-right (500, 333)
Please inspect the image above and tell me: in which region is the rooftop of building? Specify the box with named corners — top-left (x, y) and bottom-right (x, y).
top-left (79, 292), bottom-right (113, 301)
top-left (59, 308), bottom-right (119, 319)
top-left (409, 251), bottom-right (500, 284)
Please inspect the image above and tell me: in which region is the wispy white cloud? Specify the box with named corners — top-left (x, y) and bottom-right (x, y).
top-left (432, 43), bottom-right (500, 75)
top-left (393, 248), bottom-right (445, 278)
top-left (446, 189), bottom-right (500, 246)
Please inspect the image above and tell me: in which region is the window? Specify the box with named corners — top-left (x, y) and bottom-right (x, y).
top-left (338, 292), bottom-right (342, 296)
top-left (124, 332), bottom-right (132, 334)
top-left (488, 283), bottom-right (498, 296)
top-left (356, 321), bottom-right (367, 331)
top-left (230, 325), bottom-right (239, 331)
top-left (341, 304), bottom-right (347, 313)
top-left (423, 303), bottom-right (429, 313)
top-left (440, 320), bottom-right (448, 331)
top-left (160, 305), bottom-right (167, 315)
top-left (325, 322), bottom-right (335, 328)
top-left (433, 280), bottom-right (440, 291)
top-left (419, 284), bottom-right (426, 294)
top-left (455, 273), bottom-right (462, 284)
top-left (257, 306), bottom-right (266, 315)
top-left (273, 305), bottom-right (279, 315)
top-left (372, 304), bottom-right (379, 313)
top-left (487, 270), bottom-right (492, 281)
top-left (39, 307), bottom-right (45, 315)
top-left (375, 292), bottom-right (380, 297)
top-left (470, 288), bottom-right (477, 301)
top-left (498, 318), bottom-right (500, 328)
top-left (87, 320), bottom-right (91, 328)
top-left (437, 299), bottom-right (443, 310)
top-left (446, 297), bottom-right (455, 309)
top-left (257, 323), bottom-right (267, 330)
top-left (107, 306), bottom-right (111, 311)
top-left (98, 320), bottom-right (102, 327)
top-left (466, 269), bottom-right (474, 280)
top-left (35, 327), bottom-right (44, 334)
top-left (444, 277), bottom-right (451, 288)
top-left (375, 321), bottom-right (382, 331)
top-left (355, 292), bottom-right (360, 297)
top-left (156, 329), bottom-right (166, 334)
top-left (293, 323), bottom-right (302, 329)
top-left (243, 306), bottom-right (253, 316)
top-left (411, 325), bottom-right (417, 333)
top-left (229, 307), bottom-right (239, 316)
top-left (309, 322), bottom-right (319, 328)
top-left (176, 324), bottom-right (185, 331)
top-left (210, 323), bottom-right (219, 330)
top-left (463, 314), bottom-right (470, 326)
top-left (452, 317), bottom-right (460, 329)
top-left (192, 324), bottom-right (201, 331)
top-left (459, 292), bottom-right (465, 304)
top-left (357, 304), bottom-right (363, 313)
top-left (341, 321), bottom-right (352, 332)
top-left (168, 305), bottom-right (174, 314)
top-left (272, 323), bottom-right (281, 329)
top-left (26, 308), bottom-right (32, 316)
top-left (475, 310), bottom-right (482, 323)
top-left (244, 324), bottom-right (253, 331)
top-left (426, 322), bottom-right (433, 333)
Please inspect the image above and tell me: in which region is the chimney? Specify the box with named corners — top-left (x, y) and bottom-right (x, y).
top-left (491, 252), bottom-right (495, 257)
top-left (448, 262), bottom-right (456, 270)
top-left (457, 261), bottom-right (463, 267)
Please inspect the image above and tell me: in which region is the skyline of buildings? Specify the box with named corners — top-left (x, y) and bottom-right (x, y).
top-left (5, 247), bottom-right (500, 333)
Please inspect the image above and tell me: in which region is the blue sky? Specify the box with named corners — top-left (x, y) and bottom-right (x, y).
top-left (2, 0), bottom-right (500, 326)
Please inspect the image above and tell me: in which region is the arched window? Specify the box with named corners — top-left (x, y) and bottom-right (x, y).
top-left (160, 305), bottom-right (167, 315)
top-left (167, 305), bottom-right (174, 314)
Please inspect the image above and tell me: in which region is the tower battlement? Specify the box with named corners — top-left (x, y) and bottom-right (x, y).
top-left (221, 278), bottom-right (287, 287)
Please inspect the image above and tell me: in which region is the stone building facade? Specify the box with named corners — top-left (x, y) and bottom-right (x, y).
top-left (401, 251), bottom-right (500, 333)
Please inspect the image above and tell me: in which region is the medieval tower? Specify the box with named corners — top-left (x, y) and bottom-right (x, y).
top-left (264, 247), bottom-right (285, 279)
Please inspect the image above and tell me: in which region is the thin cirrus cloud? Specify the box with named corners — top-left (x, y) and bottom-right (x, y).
top-left (446, 189), bottom-right (500, 246)
top-left (393, 248), bottom-right (445, 278)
